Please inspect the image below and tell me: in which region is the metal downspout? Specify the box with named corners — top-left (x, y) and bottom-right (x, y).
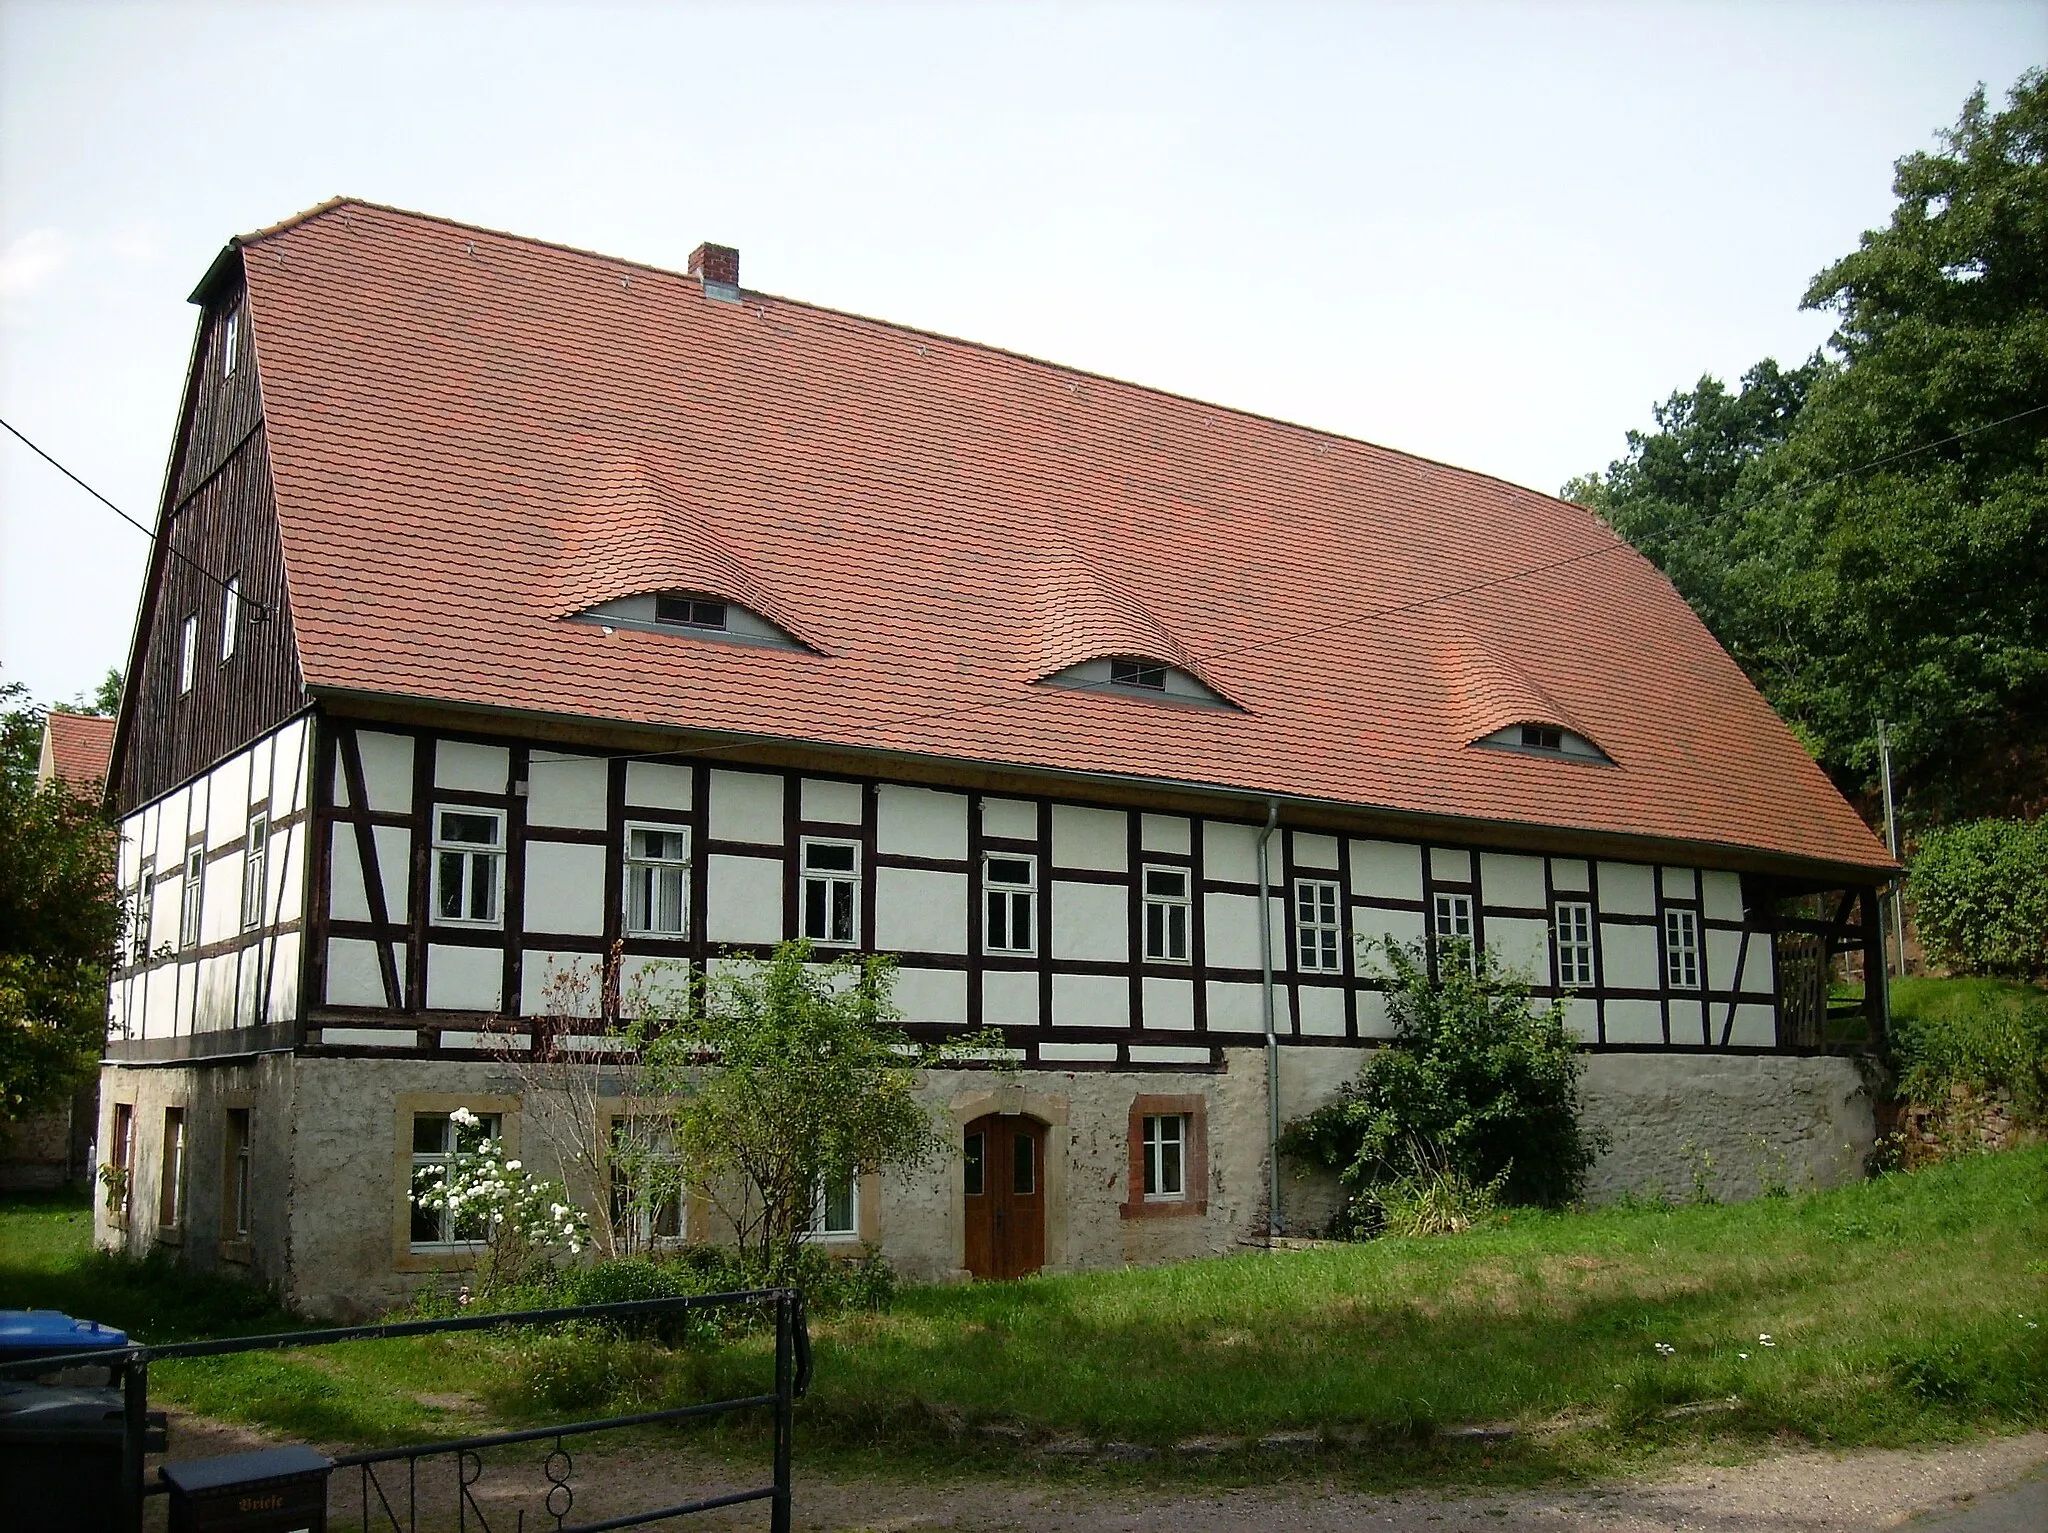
top-left (1257, 798), bottom-right (1280, 1241)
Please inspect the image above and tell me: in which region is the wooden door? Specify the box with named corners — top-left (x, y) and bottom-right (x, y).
top-left (962, 1114), bottom-right (1046, 1280)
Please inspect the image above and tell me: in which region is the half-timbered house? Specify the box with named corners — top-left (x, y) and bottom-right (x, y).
top-left (98, 200), bottom-right (1895, 1315)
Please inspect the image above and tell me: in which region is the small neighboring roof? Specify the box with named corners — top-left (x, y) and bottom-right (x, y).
top-left (38, 712), bottom-right (116, 793)
top-left (227, 199), bottom-right (1892, 877)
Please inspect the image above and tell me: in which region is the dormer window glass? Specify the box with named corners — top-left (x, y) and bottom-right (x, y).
top-left (1520, 724), bottom-right (1562, 752)
top-left (1109, 659), bottom-right (1166, 691)
top-left (654, 595), bottom-right (728, 630)
top-left (1474, 721), bottom-right (1611, 764)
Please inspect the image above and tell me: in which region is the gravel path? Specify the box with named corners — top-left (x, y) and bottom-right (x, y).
top-left (153, 1414), bottom-right (2047, 1532)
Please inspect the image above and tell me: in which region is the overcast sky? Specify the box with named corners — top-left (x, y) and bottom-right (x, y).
top-left (2, 1), bottom-right (2040, 707)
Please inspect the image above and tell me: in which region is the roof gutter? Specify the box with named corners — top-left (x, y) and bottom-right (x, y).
top-left (1257, 797), bottom-right (1281, 1242)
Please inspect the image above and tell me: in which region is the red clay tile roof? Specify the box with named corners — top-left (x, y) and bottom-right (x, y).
top-left (233, 200), bottom-right (1890, 876)
top-left (39, 711), bottom-right (115, 791)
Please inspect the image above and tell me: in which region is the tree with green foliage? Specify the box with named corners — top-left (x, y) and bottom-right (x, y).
top-left (628, 941), bottom-right (1001, 1284)
top-left (1569, 72), bottom-right (2047, 818)
top-left (1908, 817), bottom-right (2048, 980)
top-left (1280, 942), bottom-right (1602, 1234)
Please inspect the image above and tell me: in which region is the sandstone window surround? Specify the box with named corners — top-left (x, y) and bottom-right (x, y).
top-left (391, 1092), bottom-right (521, 1274)
top-left (1120, 1094), bottom-right (1207, 1220)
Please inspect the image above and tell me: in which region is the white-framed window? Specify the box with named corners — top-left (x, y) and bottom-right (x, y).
top-left (1142, 1113), bottom-right (1187, 1200)
top-left (801, 838), bottom-right (860, 947)
top-left (179, 847), bottom-right (204, 949)
top-left (225, 1108), bottom-right (252, 1239)
top-left (1294, 878), bottom-right (1342, 973)
top-left (623, 823), bottom-right (691, 937)
top-left (160, 1107), bottom-right (187, 1230)
top-left (432, 806), bottom-right (506, 927)
top-left (178, 614), bottom-right (198, 695)
top-left (806, 1171), bottom-right (859, 1241)
top-left (1143, 864), bottom-right (1191, 962)
top-left (1432, 890), bottom-right (1475, 969)
top-left (130, 862), bottom-right (154, 963)
top-left (1554, 900), bottom-right (1595, 988)
top-left (221, 577), bottom-right (241, 661)
top-left (983, 853), bottom-right (1036, 954)
top-left (240, 813), bottom-right (268, 931)
top-left (1664, 907), bottom-right (1702, 990)
top-left (409, 1110), bottom-right (500, 1247)
top-left (609, 1118), bottom-right (684, 1249)
top-left (222, 310), bottom-right (239, 378)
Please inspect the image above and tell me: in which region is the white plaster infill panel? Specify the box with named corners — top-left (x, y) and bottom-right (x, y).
top-left (1702, 870), bottom-right (1744, 923)
top-left (1669, 998), bottom-right (1707, 1046)
top-left (1053, 971), bottom-right (1128, 1028)
top-left (1052, 805), bottom-right (1127, 872)
top-left (1430, 846), bottom-right (1473, 885)
top-left (624, 760), bottom-right (693, 811)
top-left (877, 785), bottom-right (968, 860)
top-left (1041, 1041), bottom-right (1118, 1062)
top-left (896, 967), bottom-right (969, 1024)
top-left (617, 955), bottom-right (690, 1016)
top-left (1600, 922), bottom-right (1659, 990)
top-left (1559, 995), bottom-right (1599, 1041)
top-left (1599, 861), bottom-right (1657, 916)
top-left (709, 769), bottom-right (784, 844)
top-left (1203, 890), bottom-right (1283, 972)
top-left (1292, 831), bottom-right (1339, 870)
top-left (1350, 839), bottom-right (1422, 901)
top-left (263, 932), bottom-right (302, 1024)
top-left (1661, 865), bottom-right (1698, 901)
top-left (1354, 904), bottom-right (1425, 956)
top-left (1706, 928), bottom-right (1746, 992)
top-left (1550, 857), bottom-right (1591, 894)
top-left (1479, 852), bottom-right (1546, 910)
top-left (206, 750), bottom-right (252, 848)
top-left (1206, 979), bottom-right (1291, 1034)
top-left (524, 841), bottom-right (606, 937)
top-left (982, 969), bottom-right (1039, 1026)
top-left (1728, 1004), bottom-right (1776, 1047)
top-left (1130, 1045), bottom-right (1210, 1064)
top-left (1140, 975), bottom-right (1195, 1030)
top-left (1604, 998), bottom-right (1663, 1044)
top-left (435, 741), bottom-right (508, 795)
top-left (521, 951), bottom-right (602, 1017)
top-left (1204, 819), bottom-right (1279, 885)
top-left (800, 777), bottom-right (863, 825)
top-left (327, 937), bottom-right (400, 1007)
top-left (705, 855), bottom-right (783, 944)
top-left (875, 867), bottom-right (969, 955)
top-left (527, 752), bottom-right (608, 830)
top-left (426, 944), bottom-right (503, 1012)
top-left (981, 797), bottom-right (1037, 842)
top-left (1140, 814), bottom-right (1191, 855)
top-left (1486, 915), bottom-right (1552, 986)
top-left (1051, 881), bottom-right (1127, 963)
top-left (1298, 984), bottom-right (1346, 1036)
top-left (319, 1027), bottom-right (419, 1048)
top-left (356, 731), bottom-right (417, 811)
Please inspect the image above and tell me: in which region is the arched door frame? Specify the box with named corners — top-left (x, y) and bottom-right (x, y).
top-left (947, 1085), bottom-right (1069, 1278)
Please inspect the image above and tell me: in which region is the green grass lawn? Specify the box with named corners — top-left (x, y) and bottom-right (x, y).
top-left (5, 1149), bottom-right (2045, 1484)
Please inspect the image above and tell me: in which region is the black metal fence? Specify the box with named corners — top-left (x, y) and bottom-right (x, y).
top-left (5, 1288), bottom-right (810, 1533)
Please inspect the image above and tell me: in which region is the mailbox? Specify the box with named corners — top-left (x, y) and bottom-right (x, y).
top-left (163, 1445), bottom-right (332, 1533)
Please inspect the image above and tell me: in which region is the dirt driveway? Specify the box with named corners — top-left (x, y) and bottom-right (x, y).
top-left (154, 1414), bottom-right (2046, 1532)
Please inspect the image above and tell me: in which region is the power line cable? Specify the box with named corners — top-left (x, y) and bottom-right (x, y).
top-left (0, 415), bottom-right (270, 621)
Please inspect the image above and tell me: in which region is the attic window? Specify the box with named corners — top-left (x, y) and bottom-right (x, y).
top-left (1473, 721), bottom-right (1612, 764)
top-left (655, 595), bottom-right (728, 630)
top-left (222, 312), bottom-right (239, 378)
top-left (569, 591), bottom-right (808, 651)
top-left (1041, 656), bottom-right (1233, 708)
top-left (1109, 659), bottom-right (1166, 691)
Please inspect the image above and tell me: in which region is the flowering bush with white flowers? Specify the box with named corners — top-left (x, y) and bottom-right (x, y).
top-left (414, 1107), bottom-right (591, 1293)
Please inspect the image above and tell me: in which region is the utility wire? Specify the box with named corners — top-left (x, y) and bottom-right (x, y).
top-left (0, 414), bottom-right (270, 621)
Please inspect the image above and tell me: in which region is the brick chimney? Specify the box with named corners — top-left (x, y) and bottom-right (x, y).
top-left (688, 243), bottom-right (740, 302)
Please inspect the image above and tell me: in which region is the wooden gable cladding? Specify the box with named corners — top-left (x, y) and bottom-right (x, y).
top-left (173, 283), bottom-right (264, 504)
top-left (116, 423), bottom-right (306, 812)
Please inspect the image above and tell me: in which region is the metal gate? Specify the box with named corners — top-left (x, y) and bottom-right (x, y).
top-left (11, 1288), bottom-right (809, 1532)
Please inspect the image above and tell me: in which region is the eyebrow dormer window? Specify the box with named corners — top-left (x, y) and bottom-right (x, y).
top-left (1041, 656), bottom-right (1233, 708)
top-left (654, 595), bottom-right (728, 630)
top-left (1473, 721), bottom-right (1612, 764)
top-left (1109, 659), bottom-right (1166, 690)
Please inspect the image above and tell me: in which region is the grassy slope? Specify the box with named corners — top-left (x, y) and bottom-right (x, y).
top-left (5, 1151), bottom-right (2045, 1476)
top-left (1892, 975), bottom-right (2045, 1028)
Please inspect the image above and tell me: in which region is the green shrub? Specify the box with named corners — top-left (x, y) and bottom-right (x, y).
top-left (1889, 978), bottom-right (2048, 1122)
top-left (1910, 818), bottom-right (2048, 980)
top-left (1280, 941), bottom-right (1604, 1227)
